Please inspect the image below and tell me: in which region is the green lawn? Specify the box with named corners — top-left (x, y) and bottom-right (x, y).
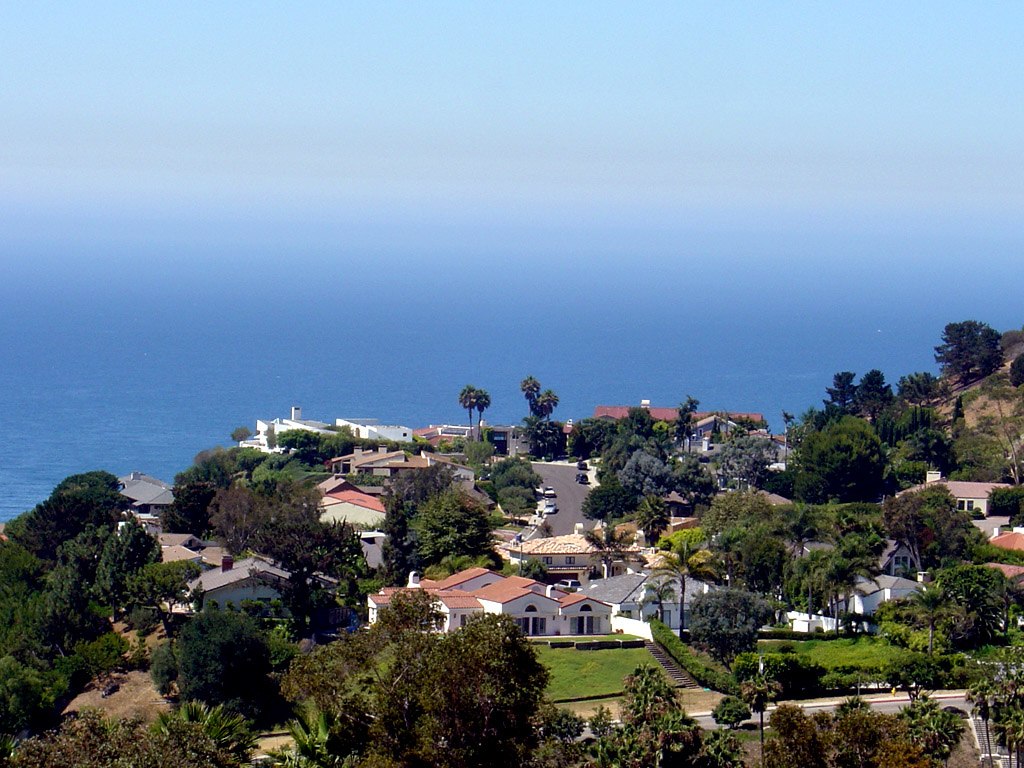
top-left (758, 637), bottom-right (911, 669)
top-left (535, 646), bottom-right (661, 701)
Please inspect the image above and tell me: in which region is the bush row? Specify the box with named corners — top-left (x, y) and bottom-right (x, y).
top-left (650, 620), bottom-right (740, 695)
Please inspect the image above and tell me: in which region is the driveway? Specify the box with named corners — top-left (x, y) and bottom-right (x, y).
top-left (531, 461), bottom-right (594, 537)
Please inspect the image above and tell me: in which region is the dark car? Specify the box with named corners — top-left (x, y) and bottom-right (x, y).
top-left (576, 460), bottom-right (588, 470)
top-left (576, 472), bottom-right (589, 484)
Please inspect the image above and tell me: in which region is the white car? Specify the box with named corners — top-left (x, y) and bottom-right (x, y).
top-left (542, 499), bottom-right (558, 514)
top-left (543, 486), bottom-right (556, 498)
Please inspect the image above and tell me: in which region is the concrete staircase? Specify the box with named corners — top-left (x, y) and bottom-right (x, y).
top-left (973, 714), bottom-right (1012, 768)
top-left (644, 640), bottom-right (700, 690)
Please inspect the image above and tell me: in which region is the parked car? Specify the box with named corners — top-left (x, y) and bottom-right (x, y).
top-left (576, 460), bottom-right (588, 470)
top-left (555, 579), bottom-right (582, 591)
top-left (543, 486), bottom-right (556, 498)
top-left (576, 472), bottom-right (589, 484)
top-left (543, 499), bottom-right (558, 514)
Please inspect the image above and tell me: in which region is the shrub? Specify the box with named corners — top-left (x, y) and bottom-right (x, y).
top-left (127, 606), bottom-right (159, 636)
top-left (712, 696), bottom-right (751, 729)
top-left (74, 632), bottom-right (129, 680)
top-left (150, 642), bottom-right (177, 695)
top-left (1011, 354), bottom-right (1024, 387)
top-left (733, 652), bottom-right (824, 697)
top-left (991, 486), bottom-right (1024, 520)
top-left (650, 620), bottom-right (740, 695)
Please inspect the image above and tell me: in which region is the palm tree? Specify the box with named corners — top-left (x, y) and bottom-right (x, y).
top-left (474, 388), bottom-right (491, 435)
top-left (820, 551), bottom-right (874, 635)
top-left (153, 701), bottom-right (256, 765)
top-left (634, 495), bottom-right (670, 545)
top-left (782, 504), bottom-right (819, 559)
top-left (653, 545), bottom-right (719, 636)
top-left (741, 675), bottom-right (782, 757)
top-left (967, 678), bottom-right (997, 768)
top-left (641, 577), bottom-right (675, 623)
top-left (458, 385), bottom-right (479, 440)
top-left (910, 583), bottom-right (950, 655)
top-left (699, 729), bottom-right (744, 768)
top-left (275, 706), bottom-right (347, 767)
top-left (902, 695), bottom-right (964, 765)
top-left (535, 389), bottom-right (559, 420)
top-left (999, 706), bottom-right (1024, 768)
top-left (584, 524), bottom-right (635, 579)
top-left (520, 376), bottom-right (541, 416)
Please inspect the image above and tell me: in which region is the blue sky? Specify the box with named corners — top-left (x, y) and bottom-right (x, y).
top-left (2, 2), bottom-right (1022, 236)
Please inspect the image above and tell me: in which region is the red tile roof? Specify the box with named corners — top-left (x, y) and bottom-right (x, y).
top-left (991, 532), bottom-right (1024, 552)
top-left (323, 490), bottom-right (386, 514)
top-left (428, 567), bottom-right (494, 590)
top-left (985, 562), bottom-right (1024, 581)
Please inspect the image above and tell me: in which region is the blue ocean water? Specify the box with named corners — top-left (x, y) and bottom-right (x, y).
top-left (1, 205), bottom-right (1022, 521)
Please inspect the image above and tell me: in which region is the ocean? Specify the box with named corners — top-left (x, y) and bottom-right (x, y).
top-left (2, 205), bottom-right (1022, 522)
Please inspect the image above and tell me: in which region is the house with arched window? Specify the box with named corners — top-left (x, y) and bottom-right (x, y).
top-left (367, 567), bottom-right (612, 636)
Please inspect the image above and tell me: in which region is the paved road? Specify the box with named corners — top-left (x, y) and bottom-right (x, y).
top-left (691, 692), bottom-right (969, 730)
top-left (531, 462), bottom-right (595, 537)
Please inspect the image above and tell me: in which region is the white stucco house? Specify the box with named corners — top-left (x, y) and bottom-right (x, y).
top-left (367, 567), bottom-right (613, 636)
top-left (335, 418), bottom-right (412, 443)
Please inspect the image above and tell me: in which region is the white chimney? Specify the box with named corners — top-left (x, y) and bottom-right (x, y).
top-left (640, 399), bottom-right (651, 409)
top-left (574, 522), bottom-right (584, 535)
top-left (291, 405), bottom-right (302, 421)
top-left (925, 470), bottom-right (942, 484)
top-left (546, 585), bottom-right (556, 597)
top-left (407, 571), bottom-right (421, 588)
top-left (917, 571), bottom-right (933, 583)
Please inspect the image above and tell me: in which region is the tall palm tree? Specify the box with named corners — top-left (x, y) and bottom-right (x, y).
top-left (819, 551), bottom-right (874, 635)
top-left (654, 545), bottom-right (719, 636)
top-left (910, 583), bottom-right (950, 655)
top-left (535, 389), bottom-right (559, 420)
top-left (634, 495), bottom-right (670, 545)
top-left (999, 706), bottom-right (1024, 768)
top-left (458, 385), bottom-right (479, 440)
top-left (641, 577), bottom-right (675, 624)
top-left (474, 388), bottom-right (491, 435)
top-left (967, 678), bottom-right (997, 768)
top-left (520, 376), bottom-right (541, 416)
top-left (782, 504), bottom-right (820, 559)
top-left (741, 675), bottom-right (782, 757)
top-left (584, 524), bottom-right (636, 579)
top-left (153, 701), bottom-right (256, 765)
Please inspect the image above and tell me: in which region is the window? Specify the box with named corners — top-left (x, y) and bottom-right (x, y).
top-left (966, 500), bottom-right (975, 511)
top-left (460, 614), bottom-right (469, 627)
top-left (543, 557), bottom-right (553, 565)
top-left (565, 556), bottom-right (575, 565)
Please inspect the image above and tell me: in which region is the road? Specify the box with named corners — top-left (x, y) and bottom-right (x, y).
top-left (531, 461), bottom-right (595, 537)
top-left (690, 692), bottom-right (969, 730)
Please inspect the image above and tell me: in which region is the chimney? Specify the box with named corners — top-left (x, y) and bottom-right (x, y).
top-left (407, 571), bottom-right (421, 588)
top-left (917, 571), bottom-right (933, 583)
top-left (574, 522), bottom-right (584, 535)
top-left (640, 399), bottom-right (651, 410)
top-left (291, 405), bottom-right (302, 421)
top-left (546, 585), bottom-right (556, 597)
top-left (221, 555), bottom-right (233, 572)
top-left (925, 470), bottom-right (942, 484)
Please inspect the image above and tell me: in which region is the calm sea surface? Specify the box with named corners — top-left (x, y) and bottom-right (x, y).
top-left (1, 209), bottom-right (1021, 521)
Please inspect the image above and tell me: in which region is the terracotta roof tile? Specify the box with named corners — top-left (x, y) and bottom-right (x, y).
top-left (991, 532), bottom-right (1024, 552)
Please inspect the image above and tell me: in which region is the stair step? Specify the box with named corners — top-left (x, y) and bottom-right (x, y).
top-left (644, 640), bottom-right (701, 689)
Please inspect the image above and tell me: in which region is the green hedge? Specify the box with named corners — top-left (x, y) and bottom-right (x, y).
top-left (650, 620), bottom-right (740, 695)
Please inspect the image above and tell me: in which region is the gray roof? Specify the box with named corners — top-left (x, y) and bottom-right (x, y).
top-left (856, 574), bottom-right (921, 594)
top-left (119, 472), bottom-right (174, 506)
top-left (189, 558), bottom-right (291, 593)
top-left (583, 573), bottom-right (649, 605)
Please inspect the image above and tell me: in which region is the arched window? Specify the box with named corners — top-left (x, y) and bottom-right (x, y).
top-left (525, 604), bottom-right (537, 613)
top-left (580, 604), bottom-right (592, 612)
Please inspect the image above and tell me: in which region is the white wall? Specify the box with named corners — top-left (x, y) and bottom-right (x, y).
top-left (610, 615), bottom-right (653, 640)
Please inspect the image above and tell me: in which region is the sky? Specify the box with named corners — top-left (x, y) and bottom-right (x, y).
top-left (2, 3), bottom-right (1022, 243)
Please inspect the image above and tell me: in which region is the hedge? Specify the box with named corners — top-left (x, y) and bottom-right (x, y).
top-left (650, 620), bottom-right (740, 695)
